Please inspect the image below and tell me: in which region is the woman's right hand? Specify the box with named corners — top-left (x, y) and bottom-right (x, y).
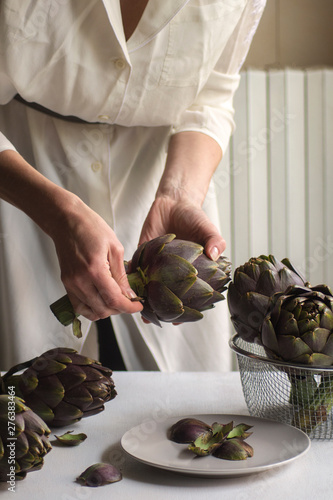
top-left (0, 149), bottom-right (142, 321)
top-left (50, 196), bottom-right (143, 321)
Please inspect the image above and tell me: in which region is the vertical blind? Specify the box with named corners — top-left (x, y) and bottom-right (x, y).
top-left (214, 68), bottom-right (333, 291)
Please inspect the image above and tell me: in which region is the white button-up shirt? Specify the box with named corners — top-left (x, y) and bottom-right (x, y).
top-left (0, 0), bottom-right (266, 371)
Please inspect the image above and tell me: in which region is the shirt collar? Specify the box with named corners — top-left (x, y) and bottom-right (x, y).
top-left (101, 0), bottom-right (191, 56)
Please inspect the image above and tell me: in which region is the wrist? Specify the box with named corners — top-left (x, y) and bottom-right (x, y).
top-left (155, 183), bottom-right (203, 208)
top-left (157, 131), bottom-right (222, 207)
top-left (39, 188), bottom-right (84, 240)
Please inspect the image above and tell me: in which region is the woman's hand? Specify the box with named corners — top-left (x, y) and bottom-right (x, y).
top-left (139, 131), bottom-right (226, 260)
top-left (139, 195), bottom-right (226, 261)
top-left (51, 198), bottom-right (143, 321)
top-left (0, 150), bottom-right (142, 322)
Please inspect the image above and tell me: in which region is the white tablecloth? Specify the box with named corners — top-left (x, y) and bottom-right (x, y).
top-left (1, 371), bottom-right (332, 499)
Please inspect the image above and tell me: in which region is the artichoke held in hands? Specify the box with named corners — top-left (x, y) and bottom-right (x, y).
top-left (127, 234), bottom-right (231, 326)
top-left (50, 234), bottom-right (231, 332)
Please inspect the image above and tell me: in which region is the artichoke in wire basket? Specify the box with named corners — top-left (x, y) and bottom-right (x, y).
top-left (1, 348), bottom-right (117, 427)
top-left (261, 285), bottom-right (333, 366)
top-left (260, 284), bottom-right (333, 433)
top-left (51, 234), bottom-right (231, 334)
top-left (0, 395), bottom-right (52, 481)
top-left (227, 255), bottom-right (307, 343)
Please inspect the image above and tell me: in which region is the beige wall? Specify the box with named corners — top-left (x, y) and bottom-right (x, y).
top-left (244, 0), bottom-right (333, 68)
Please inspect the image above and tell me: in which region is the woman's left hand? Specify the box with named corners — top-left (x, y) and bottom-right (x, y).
top-left (139, 194), bottom-right (226, 261)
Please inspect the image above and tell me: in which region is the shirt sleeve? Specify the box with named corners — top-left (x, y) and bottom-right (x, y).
top-left (172, 0), bottom-right (267, 154)
top-left (0, 132), bottom-right (16, 153)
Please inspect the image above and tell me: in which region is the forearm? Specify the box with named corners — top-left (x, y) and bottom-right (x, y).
top-left (156, 131), bottom-right (222, 206)
top-left (0, 149), bottom-right (81, 238)
top-left (0, 149), bottom-right (142, 318)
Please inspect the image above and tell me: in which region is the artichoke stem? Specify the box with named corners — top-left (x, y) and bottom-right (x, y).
top-left (50, 294), bottom-right (78, 326)
top-left (1, 358), bottom-right (37, 383)
top-left (292, 374), bottom-right (333, 433)
top-left (50, 271), bottom-right (145, 334)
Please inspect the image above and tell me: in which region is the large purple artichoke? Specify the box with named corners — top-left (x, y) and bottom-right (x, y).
top-left (228, 255), bottom-right (307, 343)
top-left (1, 348), bottom-right (117, 427)
top-left (126, 234), bottom-right (231, 326)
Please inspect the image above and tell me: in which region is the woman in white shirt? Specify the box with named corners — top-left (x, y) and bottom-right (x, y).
top-left (0, 0), bottom-right (266, 370)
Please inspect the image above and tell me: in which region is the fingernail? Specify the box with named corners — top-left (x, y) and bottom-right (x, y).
top-left (210, 246), bottom-right (220, 261)
top-left (126, 289), bottom-right (138, 300)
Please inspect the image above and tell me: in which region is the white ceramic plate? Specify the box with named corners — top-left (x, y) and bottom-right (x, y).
top-left (121, 414), bottom-right (311, 478)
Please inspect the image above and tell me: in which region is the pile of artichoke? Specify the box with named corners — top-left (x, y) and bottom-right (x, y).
top-left (0, 348), bottom-right (117, 481)
top-left (228, 254), bottom-right (333, 432)
top-left (228, 255), bottom-right (333, 366)
top-left (51, 234), bottom-right (231, 335)
top-left (169, 417), bottom-right (253, 460)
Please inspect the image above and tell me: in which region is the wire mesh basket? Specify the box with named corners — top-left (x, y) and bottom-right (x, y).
top-left (229, 334), bottom-right (333, 440)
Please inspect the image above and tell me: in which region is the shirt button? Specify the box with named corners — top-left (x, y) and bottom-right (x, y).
top-left (114, 58), bottom-right (126, 70)
top-left (98, 114), bottom-right (110, 121)
top-left (91, 161), bottom-right (102, 172)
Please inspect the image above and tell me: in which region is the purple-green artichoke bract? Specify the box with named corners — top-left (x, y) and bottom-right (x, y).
top-left (169, 418), bottom-right (253, 461)
top-left (168, 417), bottom-right (212, 443)
top-left (127, 234), bottom-right (231, 327)
top-left (261, 285), bottom-right (333, 367)
top-left (1, 348), bottom-right (117, 427)
top-left (76, 463), bottom-right (122, 487)
top-left (228, 255), bottom-right (307, 343)
top-left (0, 395), bottom-right (52, 481)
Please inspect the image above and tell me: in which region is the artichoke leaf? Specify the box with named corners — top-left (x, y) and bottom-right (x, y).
top-left (139, 234), bottom-right (176, 269)
top-left (151, 254), bottom-right (198, 297)
top-left (76, 462), bottom-right (122, 487)
top-left (234, 271), bottom-right (257, 294)
top-left (181, 278), bottom-right (214, 310)
top-left (256, 269), bottom-right (280, 297)
top-left (227, 423), bottom-right (253, 439)
top-left (213, 438), bottom-right (253, 460)
top-left (277, 335), bottom-right (312, 361)
top-left (146, 281), bottom-right (184, 322)
top-left (162, 239), bottom-right (203, 263)
top-left (301, 328), bottom-right (331, 353)
top-left (141, 304), bottom-right (162, 327)
top-left (188, 421), bottom-right (233, 457)
top-left (165, 306), bottom-right (203, 323)
top-left (54, 430), bottom-right (87, 446)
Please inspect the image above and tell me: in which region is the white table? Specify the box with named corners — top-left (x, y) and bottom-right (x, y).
top-left (1, 371), bottom-right (332, 499)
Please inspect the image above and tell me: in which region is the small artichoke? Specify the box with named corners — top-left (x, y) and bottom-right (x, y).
top-left (0, 395), bottom-right (52, 481)
top-left (51, 234), bottom-right (231, 331)
top-left (228, 255), bottom-right (307, 343)
top-left (1, 348), bottom-right (117, 427)
top-left (261, 285), bottom-right (333, 366)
